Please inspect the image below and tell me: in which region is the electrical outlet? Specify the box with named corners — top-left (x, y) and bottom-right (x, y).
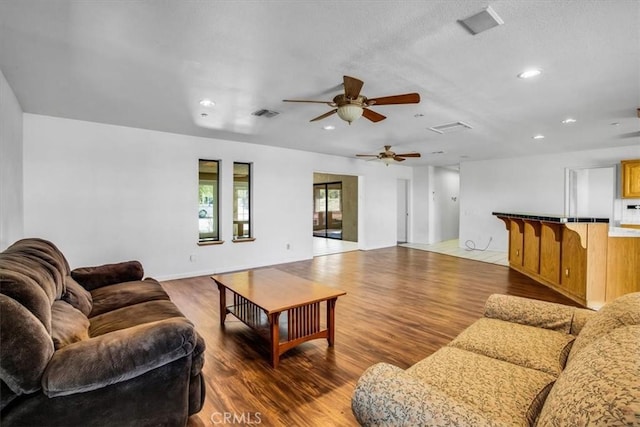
top-left (286, 243), bottom-right (291, 250)
top-left (189, 254), bottom-right (196, 263)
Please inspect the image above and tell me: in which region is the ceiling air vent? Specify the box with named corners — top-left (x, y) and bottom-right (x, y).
top-left (459, 6), bottom-right (504, 35)
top-left (428, 121), bottom-right (473, 134)
top-left (252, 109), bottom-right (279, 118)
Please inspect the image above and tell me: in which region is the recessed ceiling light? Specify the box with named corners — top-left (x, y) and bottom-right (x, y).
top-left (323, 125), bottom-right (335, 130)
top-left (199, 99), bottom-right (215, 107)
top-left (532, 134), bottom-right (545, 140)
top-left (517, 69), bottom-right (542, 79)
top-left (562, 118), bottom-right (576, 124)
top-left (414, 113), bottom-right (424, 118)
top-left (200, 113), bottom-right (208, 118)
top-left (610, 122), bottom-right (620, 126)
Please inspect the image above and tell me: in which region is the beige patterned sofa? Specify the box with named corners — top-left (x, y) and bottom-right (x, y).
top-left (352, 292), bottom-right (640, 426)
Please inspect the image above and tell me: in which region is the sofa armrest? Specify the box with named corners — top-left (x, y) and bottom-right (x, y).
top-left (71, 260), bottom-right (144, 291)
top-left (483, 294), bottom-right (578, 333)
top-left (351, 363), bottom-right (498, 426)
top-left (42, 317), bottom-right (196, 397)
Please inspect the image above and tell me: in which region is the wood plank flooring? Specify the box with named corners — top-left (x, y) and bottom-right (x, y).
top-left (161, 246), bottom-right (581, 427)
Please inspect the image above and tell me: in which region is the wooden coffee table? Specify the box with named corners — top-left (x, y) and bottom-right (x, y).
top-left (211, 268), bottom-right (346, 368)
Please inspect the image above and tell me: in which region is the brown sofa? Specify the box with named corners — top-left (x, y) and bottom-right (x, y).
top-left (352, 292), bottom-right (640, 426)
top-left (0, 238), bottom-right (206, 426)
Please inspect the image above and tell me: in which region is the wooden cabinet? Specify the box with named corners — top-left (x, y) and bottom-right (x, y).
top-left (621, 159), bottom-right (640, 198)
top-left (606, 237), bottom-right (640, 300)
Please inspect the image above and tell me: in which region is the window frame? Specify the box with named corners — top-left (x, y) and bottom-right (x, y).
top-left (232, 161), bottom-right (254, 242)
top-left (197, 159), bottom-right (222, 245)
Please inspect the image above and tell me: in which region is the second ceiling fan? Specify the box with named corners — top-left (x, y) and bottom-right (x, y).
top-left (283, 75), bottom-right (420, 124)
top-left (356, 145), bottom-right (422, 165)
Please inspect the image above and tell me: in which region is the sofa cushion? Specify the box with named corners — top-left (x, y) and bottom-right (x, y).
top-left (89, 278), bottom-right (169, 317)
top-left (89, 299), bottom-right (185, 337)
top-left (0, 255), bottom-right (60, 304)
top-left (2, 239), bottom-right (69, 299)
top-left (43, 318), bottom-right (197, 398)
top-left (568, 292), bottom-right (640, 363)
top-left (406, 346), bottom-right (556, 426)
top-left (71, 260), bottom-right (144, 291)
top-left (352, 362), bottom-right (503, 427)
top-left (0, 294), bottom-right (54, 395)
top-left (484, 294), bottom-right (576, 333)
top-left (448, 318), bottom-right (575, 376)
top-left (51, 300), bottom-right (90, 350)
top-left (536, 325), bottom-right (640, 426)
top-left (62, 276), bottom-right (92, 316)
top-left (0, 269), bottom-right (52, 333)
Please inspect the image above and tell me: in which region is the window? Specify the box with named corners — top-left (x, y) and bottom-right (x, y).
top-left (233, 162), bottom-right (252, 240)
top-left (198, 159), bottom-right (219, 243)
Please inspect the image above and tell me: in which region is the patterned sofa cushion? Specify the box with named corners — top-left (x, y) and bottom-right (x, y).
top-left (568, 292), bottom-right (640, 363)
top-left (536, 325), bottom-right (640, 426)
top-left (407, 346), bottom-right (556, 426)
top-left (448, 318), bottom-right (575, 376)
top-left (352, 362), bottom-right (503, 427)
top-left (484, 294), bottom-right (576, 333)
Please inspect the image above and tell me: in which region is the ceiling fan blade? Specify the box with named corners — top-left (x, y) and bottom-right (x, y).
top-left (362, 108), bottom-right (386, 122)
top-left (394, 152), bottom-right (422, 158)
top-left (393, 156), bottom-right (406, 162)
top-left (367, 93), bottom-right (421, 106)
top-left (356, 154), bottom-right (379, 158)
top-left (310, 109), bottom-right (338, 122)
top-left (283, 99), bottom-right (332, 104)
top-left (343, 75), bottom-right (364, 100)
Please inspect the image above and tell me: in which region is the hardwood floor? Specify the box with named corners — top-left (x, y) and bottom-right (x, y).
top-left (161, 246), bottom-right (580, 427)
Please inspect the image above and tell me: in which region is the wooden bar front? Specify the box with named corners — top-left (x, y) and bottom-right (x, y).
top-left (495, 213), bottom-right (609, 308)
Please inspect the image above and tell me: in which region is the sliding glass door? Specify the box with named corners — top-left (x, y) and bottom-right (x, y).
top-left (313, 182), bottom-right (343, 239)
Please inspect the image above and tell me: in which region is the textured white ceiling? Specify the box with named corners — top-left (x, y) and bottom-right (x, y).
top-left (1, 0), bottom-right (638, 166)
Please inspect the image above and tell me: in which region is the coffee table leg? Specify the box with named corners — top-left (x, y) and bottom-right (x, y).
top-left (217, 283), bottom-right (227, 326)
top-left (269, 312), bottom-right (281, 368)
top-left (327, 298), bottom-right (337, 346)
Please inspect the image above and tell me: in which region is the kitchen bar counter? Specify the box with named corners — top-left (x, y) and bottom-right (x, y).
top-left (493, 212), bottom-right (636, 309)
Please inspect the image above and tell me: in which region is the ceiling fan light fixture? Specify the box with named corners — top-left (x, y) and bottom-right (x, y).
top-left (337, 104), bottom-right (363, 124)
top-left (381, 157), bottom-right (396, 166)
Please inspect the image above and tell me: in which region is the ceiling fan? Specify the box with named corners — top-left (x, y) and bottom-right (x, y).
top-left (356, 145), bottom-right (421, 165)
top-left (283, 76), bottom-right (420, 124)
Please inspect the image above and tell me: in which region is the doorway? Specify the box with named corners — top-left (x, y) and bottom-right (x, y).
top-left (565, 166), bottom-right (615, 219)
top-left (313, 182), bottom-right (343, 239)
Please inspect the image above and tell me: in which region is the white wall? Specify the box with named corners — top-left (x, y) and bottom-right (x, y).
top-left (0, 69), bottom-right (24, 250)
top-left (22, 114), bottom-right (413, 279)
top-left (459, 145), bottom-right (640, 252)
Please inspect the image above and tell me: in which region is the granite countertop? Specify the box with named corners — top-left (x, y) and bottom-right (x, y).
top-left (492, 212), bottom-right (609, 224)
